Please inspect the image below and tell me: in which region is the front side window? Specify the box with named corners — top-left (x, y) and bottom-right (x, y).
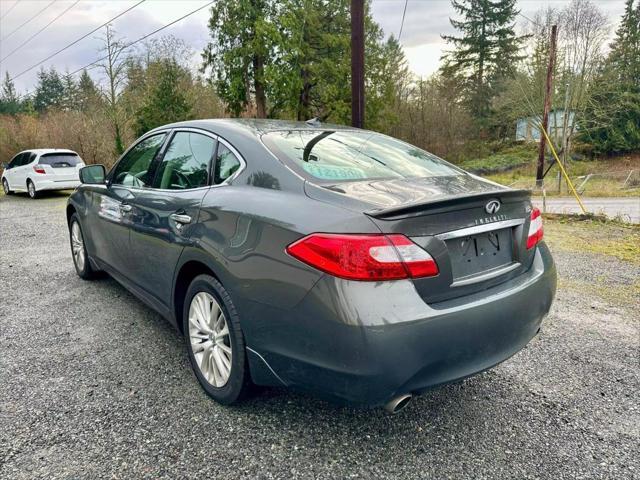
top-left (7, 153), bottom-right (23, 168)
top-left (153, 132), bottom-right (215, 190)
top-left (214, 143), bottom-right (241, 184)
top-left (262, 130), bottom-right (463, 182)
top-left (111, 134), bottom-right (166, 187)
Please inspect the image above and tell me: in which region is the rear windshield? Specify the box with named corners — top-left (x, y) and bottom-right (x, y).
top-left (262, 130), bottom-right (462, 182)
top-left (38, 153), bottom-right (82, 167)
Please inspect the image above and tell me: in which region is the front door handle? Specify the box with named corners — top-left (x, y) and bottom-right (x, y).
top-left (119, 203), bottom-right (133, 213)
top-left (170, 213), bottom-right (192, 224)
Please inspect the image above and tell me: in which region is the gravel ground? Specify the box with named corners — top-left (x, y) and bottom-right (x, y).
top-left (1, 192), bottom-right (638, 479)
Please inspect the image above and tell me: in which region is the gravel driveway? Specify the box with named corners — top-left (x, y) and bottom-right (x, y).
top-left (1, 192), bottom-right (638, 479)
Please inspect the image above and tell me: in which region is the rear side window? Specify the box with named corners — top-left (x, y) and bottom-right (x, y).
top-left (112, 134), bottom-right (166, 187)
top-left (39, 153), bottom-right (82, 167)
top-left (18, 152), bottom-right (34, 166)
top-left (214, 143), bottom-right (241, 184)
top-left (262, 130), bottom-right (463, 182)
top-left (153, 132), bottom-right (215, 190)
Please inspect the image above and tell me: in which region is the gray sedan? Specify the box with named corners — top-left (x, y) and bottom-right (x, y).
top-left (67, 119), bottom-right (556, 413)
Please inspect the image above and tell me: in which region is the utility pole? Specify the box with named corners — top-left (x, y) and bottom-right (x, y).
top-left (351, 0), bottom-right (365, 128)
top-left (536, 24), bottom-right (558, 188)
top-left (558, 82), bottom-right (570, 193)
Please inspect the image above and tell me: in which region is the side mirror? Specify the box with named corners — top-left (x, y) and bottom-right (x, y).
top-left (80, 164), bottom-right (106, 184)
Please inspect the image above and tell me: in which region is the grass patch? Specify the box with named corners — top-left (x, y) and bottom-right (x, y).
top-left (458, 144), bottom-right (536, 175)
top-left (482, 154), bottom-right (640, 197)
top-left (544, 216), bottom-right (640, 265)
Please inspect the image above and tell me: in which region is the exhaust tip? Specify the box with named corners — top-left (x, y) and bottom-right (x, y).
top-left (384, 394), bottom-right (412, 414)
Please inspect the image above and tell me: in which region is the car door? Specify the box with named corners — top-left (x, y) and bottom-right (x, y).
top-left (3, 153), bottom-right (23, 187)
top-left (126, 129), bottom-right (217, 306)
top-left (87, 133), bottom-right (168, 277)
top-left (13, 152), bottom-right (35, 189)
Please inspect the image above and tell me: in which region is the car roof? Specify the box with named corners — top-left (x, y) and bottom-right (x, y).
top-left (148, 118), bottom-right (361, 139)
top-left (16, 148), bottom-right (78, 156)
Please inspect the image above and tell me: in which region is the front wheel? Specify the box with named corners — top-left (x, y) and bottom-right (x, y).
top-left (183, 274), bottom-right (252, 405)
top-left (2, 178), bottom-right (12, 195)
top-left (69, 213), bottom-right (96, 279)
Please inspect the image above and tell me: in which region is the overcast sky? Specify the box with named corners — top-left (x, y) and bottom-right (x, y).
top-left (0, 0), bottom-right (627, 95)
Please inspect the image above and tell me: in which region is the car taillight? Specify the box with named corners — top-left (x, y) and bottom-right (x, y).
top-left (33, 166), bottom-right (46, 174)
top-left (286, 233), bottom-right (439, 281)
top-left (526, 207), bottom-right (544, 249)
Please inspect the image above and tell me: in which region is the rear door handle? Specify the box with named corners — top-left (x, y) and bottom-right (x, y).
top-left (170, 213), bottom-right (192, 224)
top-left (119, 204), bottom-right (133, 213)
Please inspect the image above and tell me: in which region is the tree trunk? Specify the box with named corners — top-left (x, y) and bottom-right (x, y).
top-left (252, 55), bottom-right (267, 118)
top-left (297, 68), bottom-right (311, 121)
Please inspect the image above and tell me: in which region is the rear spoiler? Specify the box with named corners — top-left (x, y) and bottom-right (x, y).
top-left (365, 189), bottom-right (531, 219)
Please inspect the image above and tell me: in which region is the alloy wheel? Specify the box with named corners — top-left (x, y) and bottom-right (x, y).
top-left (2, 179), bottom-right (8, 194)
top-left (28, 182), bottom-right (36, 198)
top-left (71, 221), bottom-right (86, 271)
top-left (188, 292), bottom-right (233, 387)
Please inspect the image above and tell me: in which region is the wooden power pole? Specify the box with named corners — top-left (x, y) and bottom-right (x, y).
top-left (536, 24), bottom-right (558, 187)
top-left (351, 0), bottom-right (365, 128)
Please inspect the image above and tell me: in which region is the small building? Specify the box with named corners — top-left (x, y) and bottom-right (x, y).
top-left (516, 109), bottom-right (576, 143)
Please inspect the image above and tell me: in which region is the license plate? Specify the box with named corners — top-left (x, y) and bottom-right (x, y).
top-left (446, 228), bottom-right (514, 280)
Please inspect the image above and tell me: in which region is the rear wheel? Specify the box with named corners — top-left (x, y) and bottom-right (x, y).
top-left (183, 274), bottom-right (251, 405)
top-left (2, 178), bottom-right (12, 195)
top-left (69, 213), bottom-right (96, 279)
top-left (27, 180), bottom-right (38, 199)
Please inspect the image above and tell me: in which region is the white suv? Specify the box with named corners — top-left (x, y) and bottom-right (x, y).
top-left (2, 149), bottom-right (85, 198)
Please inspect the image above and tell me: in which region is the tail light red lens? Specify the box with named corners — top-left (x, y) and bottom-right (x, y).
top-left (286, 233), bottom-right (439, 281)
top-left (526, 207), bottom-right (544, 249)
top-left (33, 166), bottom-right (46, 174)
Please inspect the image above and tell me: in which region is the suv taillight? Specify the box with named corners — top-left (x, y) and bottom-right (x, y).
top-left (286, 233), bottom-right (439, 281)
top-left (526, 207), bottom-right (544, 249)
top-left (33, 166), bottom-right (46, 174)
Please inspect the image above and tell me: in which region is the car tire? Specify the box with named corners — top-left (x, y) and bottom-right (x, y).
top-left (183, 274), bottom-right (252, 405)
top-left (2, 178), bottom-right (12, 195)
top-left (27, 180), bottom-right (38, 199)
top-left (69, 213), bottom-right (96, 279)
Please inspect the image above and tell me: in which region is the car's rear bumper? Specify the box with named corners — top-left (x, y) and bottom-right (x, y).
top-left (243, 242), bottom-right (557, 407)
top-left (33, 179), bottom-right (80, 191)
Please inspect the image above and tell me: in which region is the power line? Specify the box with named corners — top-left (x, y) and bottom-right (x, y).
top-left (0, 0), bottom-right (20, 22)
top-left (518, 11), bottom-right (543, 28)
top-left (398, 0), bottom-right (408, 42)
top-left (15, 0), bottom-right (215, 100)
top-left (1, 0), bottom-right (55, 41)
top-left (69, 0), bottom-right (215, 76)
top-left (1, 0), bottom-right (81, 63)
top-left (8, 0), bottom-right (146, 82)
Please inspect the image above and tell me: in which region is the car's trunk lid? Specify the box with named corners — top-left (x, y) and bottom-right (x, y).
top-left (305, 175), bottom-right (535, 303)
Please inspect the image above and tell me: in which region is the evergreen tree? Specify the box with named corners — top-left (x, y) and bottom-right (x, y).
top-left (134, 60), bottom-right (193, 136)
top-left (580, 0), bottom-right (640, 154)
top-left (441, 0), bottom-right (527, 123)
top-left (0, 72), bottom-right (21, 115)
top-left (33, 67), bottom-right (65, 112)
top-left (77, 70), bottom-right (102, 112)
top-left (61, 71), bottom-right (79, 111)
top-left (202, 0), bottom-right (279, 117)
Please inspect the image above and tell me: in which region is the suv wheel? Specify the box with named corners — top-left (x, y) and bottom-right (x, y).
top-left (69, 213), bottom-right (96, 279)
top-left (183, 274), bottom-right (252, 404)
top-left (27, 180), bottom-right (38, 199)
top-left (2, 178), bottom-right (12, 195)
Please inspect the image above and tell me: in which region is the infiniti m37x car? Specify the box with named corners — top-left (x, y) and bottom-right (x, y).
top-left (67, 119), bottom-right (556, 413)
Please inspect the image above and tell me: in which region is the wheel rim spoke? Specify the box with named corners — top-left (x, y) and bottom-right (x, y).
top-left (188, 292), bottom-right (232, 387)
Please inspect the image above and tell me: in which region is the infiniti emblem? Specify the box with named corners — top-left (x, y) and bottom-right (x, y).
top-left (485, 200), bottom-right (501, 214)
